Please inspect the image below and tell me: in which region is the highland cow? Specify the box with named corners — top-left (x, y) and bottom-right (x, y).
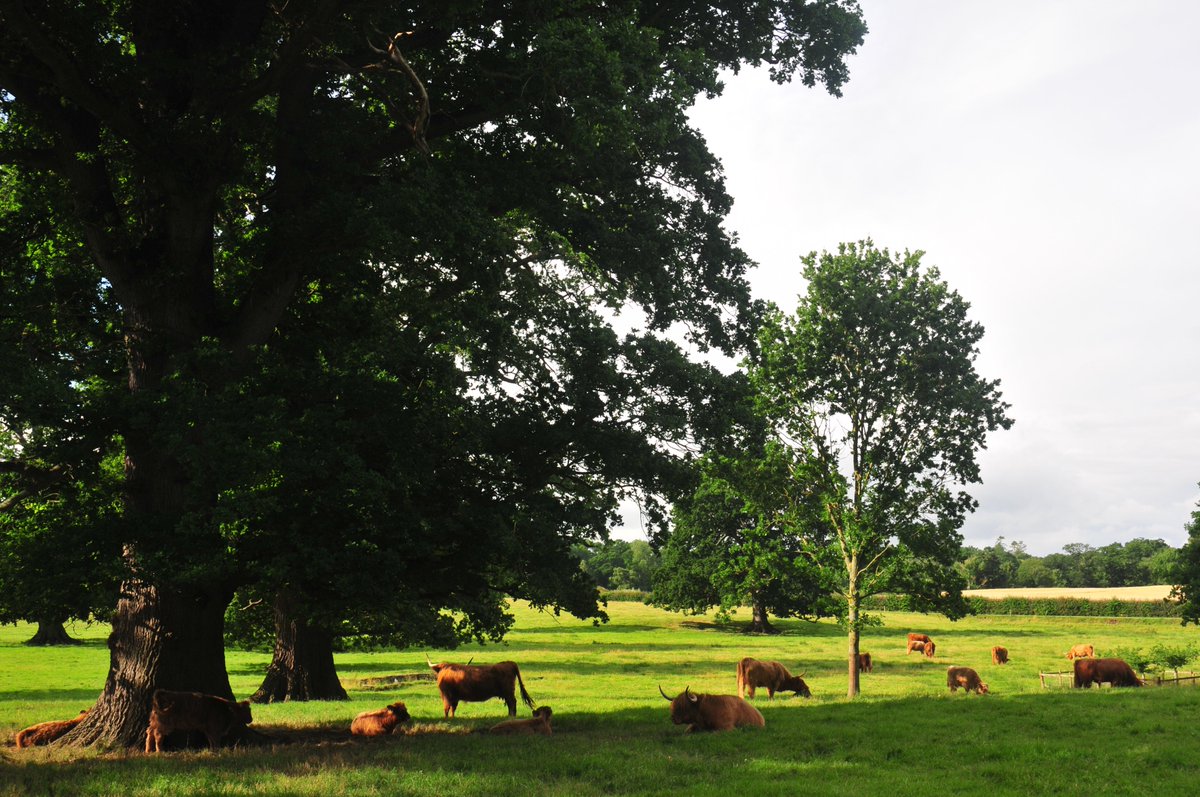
top-left (427, 657), bottom-right (535, 718)
top-left (736, 657), bottom-right (811, 699)
top-left (350, 702), bottom-right (410, 736)
top-left (992, 646), bottom-right (1009, 665)
top-left (947, 666), bottom-right (988, 695)
top-left (1066, 643), bottom-right (1095, 660)
top-left (1073, 658), bottom-right (1143, 688)
top-left (490, 706), bottom-right (554, 735)
top-left (144, 689), bottom-right (253, 753)
top-left (659, 686), bottom-right (764, 732)
top-left (14, 710), bottom-right (87, 748)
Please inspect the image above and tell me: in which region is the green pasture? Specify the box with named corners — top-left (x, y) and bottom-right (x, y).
top-left (3, 602), bottom-right (1200, 796)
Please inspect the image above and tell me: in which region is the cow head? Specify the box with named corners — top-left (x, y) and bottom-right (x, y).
top-left (782, 673), bottom-right (812, 698)
top-left (235, 700), bottom-right (253, 725)
top-left (978, 682), bottom-right (989, 694)
top-left (660, 685), bottom-right (701, 725)
top-left (532, 706), bottom-right (553, 720)
top-left (386, 702), bottom-right (410, 722)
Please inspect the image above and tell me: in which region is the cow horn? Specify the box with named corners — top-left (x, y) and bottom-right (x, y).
top-left (426, 654), bottom-right (436, 670)
top-left (685, 686), bottom-right (698, 703)
top-left (799, 671), bottom-right (807, 678)
top-left (466, 657), bottom-right (474, 666)
top-left (658, 685), bottom-right (673, 701)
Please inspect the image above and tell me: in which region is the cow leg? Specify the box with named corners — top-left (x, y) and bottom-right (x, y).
top-left (746, 686), bottom-right (755, 699)
top-left (767, 688), bottom-right (775, 699)
top-left (505, 697), bottom-right (517, 717)
top-left (145, 727), bottom-right (155, 753)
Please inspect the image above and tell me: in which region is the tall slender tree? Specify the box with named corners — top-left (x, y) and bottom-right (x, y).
top-left (752, 241), bottom-right (1012, 696)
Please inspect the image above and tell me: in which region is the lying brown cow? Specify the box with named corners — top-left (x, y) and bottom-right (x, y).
top-left (1073, 657), bottom-right (1143, 688)
top-left (144, 689), bottom-right (253, 753)
top-left (1066, 643), bottom-right (1094, 660)
top-left (947, 666), bottom-right (988, 695)
top-left (992, 646), bottom-right (1009, 665)
top-left (14, 710), bottom-right (87, 748)
top-left (659, 686), bottom-right (764, 732)
top-left (490, 706), bottom-right (553, 736)
top-left (427, 657), bottom-right (535, 717)
top-left (736, 657), bottom-right (811, 699)
top-left (350, 702), bottom-right (410, 736)
top-left (857, 652), bottom-right (873, 673)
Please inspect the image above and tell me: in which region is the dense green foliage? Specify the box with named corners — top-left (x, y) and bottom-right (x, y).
top-left (961, 537), bottom-right (1179, 590)
top-left (5, 603), bottom-right (1200, 797)
top-left (1172, 492), bottom-right (1200, 625)
top-left (575, 540), bottom-right (660, 592)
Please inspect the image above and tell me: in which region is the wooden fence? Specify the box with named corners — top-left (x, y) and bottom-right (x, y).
top-left (1040, 670), bottom-right (1200, 688)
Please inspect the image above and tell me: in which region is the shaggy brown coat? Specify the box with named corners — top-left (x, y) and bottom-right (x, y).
top-left (490, 706), bottom-right (554, 735)
top-left (736, 658), bottom-right (811, 699)
top-left (991, 646), bottom-right (1009, 665)
top-left (350, 702), bottom-right (411, 736)
top-left (947, 666), bottom-right (989, 695)
top-left (1066, 643), bottom-right (1095, 660)
top-left (660, 686), bottom-right (764, 732)
top-left (857, 652), bottom-right (873, 672)
top-left (144, 689), bottom-right (253, 753)
top-left (14, 710), bottom-right (87, 748)
top-left (1073, 658), bottom-right (1143, 688)
top-left (428, 659), bottom-right (534, 718)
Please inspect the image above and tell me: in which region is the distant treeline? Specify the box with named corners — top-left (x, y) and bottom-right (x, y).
top-left (959, 537), bottom-right (1178, 590)
top-left (577, 535), bottom-right (1180, 594)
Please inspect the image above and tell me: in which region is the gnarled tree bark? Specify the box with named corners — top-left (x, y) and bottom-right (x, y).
top-left (251, 592), bottom-right (348, 703)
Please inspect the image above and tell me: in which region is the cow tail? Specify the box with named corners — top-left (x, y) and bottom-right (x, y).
top-left (516, 667), bottom-right (535, 709)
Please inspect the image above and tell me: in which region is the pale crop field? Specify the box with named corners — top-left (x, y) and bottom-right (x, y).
top-left (962, 585), bottom-right (1176, 601)
top-left (3, 601), bottom-right (1200, 796)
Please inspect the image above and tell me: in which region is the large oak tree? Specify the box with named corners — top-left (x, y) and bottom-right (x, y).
top-left (0, 1), bottom-right (867, 744)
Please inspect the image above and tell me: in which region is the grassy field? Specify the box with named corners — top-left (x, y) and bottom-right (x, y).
top-left (3, 602), bottom-right (1200, 796)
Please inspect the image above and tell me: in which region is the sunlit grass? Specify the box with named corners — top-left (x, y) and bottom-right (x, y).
top-left (3, 601), bottom-right (1200, 796)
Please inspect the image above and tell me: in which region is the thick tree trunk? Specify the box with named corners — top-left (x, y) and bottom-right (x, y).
top-left (251, 592), bottom-right (347, 703)
top-left (847, 569), bottom-right (861, 698)
top-left (748, 600), bottom-right (778, 635)
top-left (25, 617), bottom-right (80, 646)
top-left (60, 575), bottom-right (235, 747)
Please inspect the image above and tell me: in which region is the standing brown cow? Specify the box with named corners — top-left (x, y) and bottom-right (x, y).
top-left (144, 689), bottom-right (253, 753)
top-left (857, 652), bottom-right (873, 672)
top-left (1066, 643), bottom-right (1095, 660)
top-left (736, 658), bottom-right (811, 699)
top-left (947, 666), bottom-right (988, 695)
top-left (15, 710), bottom-right (88, 748)
top-left (659, 686), bottom-right (764, 732)
top-left (991, 646), bottom-right (1009, 665)
top-left (1073, 658), bottom-right (1143, 688)
top-left (490, 706), bottom-right (554, 736)
top-left (427, 657), bottom-right (535, 717)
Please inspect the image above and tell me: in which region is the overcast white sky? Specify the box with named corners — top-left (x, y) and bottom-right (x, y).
top-left (620, 1), bottom-right (1200, 555)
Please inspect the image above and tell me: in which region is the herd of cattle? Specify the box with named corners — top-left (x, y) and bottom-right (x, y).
top-left (11, 637), bottom-right (1152, 749)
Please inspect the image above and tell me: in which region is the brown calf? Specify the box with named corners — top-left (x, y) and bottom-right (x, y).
top-left (490, 706), bottom-right (554, 735)
top-left (350, 702), bottom-right (411, 736)
top-left (1066, 643), bottom-right (1094, 660)
top-left (991, 646), bottom-right (1009, 665)
top-left (144, 689), bottom-right (253, 753)
top-left (15, 710), bottom-right (87, 748)
top-left (659, 686), bottom-right (764, 732)
top-left (947, 666), bottom-right (988, 695)
top-left (857, 652), bottom-right (873, 672)
top-left (427, 657), bottom-right (535, 718)
top-left (736, 658), bottom-right (811, 699)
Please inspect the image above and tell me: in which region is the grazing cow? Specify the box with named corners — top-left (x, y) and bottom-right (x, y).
top-left (490, 706), bottom-right (554, 736)
top-left (736, 658), bottom-right (811, 700)
top-left (1073, 658), bottom-right (1144, 688)
top-left (350, 702), bottom-right (411, 736)
top-left (15, 710), bottom-right (87, 748)
top-left (992, 646), bottom-right (1009, 665)
top-left (947, 666), bottom-right (989, 695)
top-left (908, 639), bottom-right (935, 657)
top-left (427, 657), bottom-right (535, 718)
top-left (857, 652), bottom-right (873, 673)
top-left (1066, 643), bottom-right (1095, 660)
top-left (659, 686), bottom-right (764, 732)
top-left (144, 689), bottom-right (253, 753)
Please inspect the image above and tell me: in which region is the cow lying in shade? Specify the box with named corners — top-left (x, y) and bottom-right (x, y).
top-left (144, 689), bottom-right (253, 753)
top-left (1066, 643), bottom-right (1094, 660)
top-left (736, 658), bottom-right (811, 699)
top-left (15, 710), bottom-right (88, 748)
top-left (947, 666), bottom-right (988, 695)
top-left (490, 706), bottom-right (554, 736)
top-left (350, 702), bottom-right (410, 736)
top-left (659, 686), bottom-right (764, 732)
top-left (992, 646), bottom-right (1009, 665)
top-left (1073, 658), bottom-right (1143, 688)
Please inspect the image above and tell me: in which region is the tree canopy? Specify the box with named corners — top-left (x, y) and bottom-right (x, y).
top-left (752, 241), bottom-right (1013, 696)
top-left (0, 1), bottom-right (868, 745)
